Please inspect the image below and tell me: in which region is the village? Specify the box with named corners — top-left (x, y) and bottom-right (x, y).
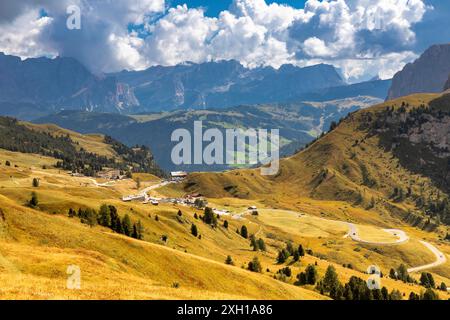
top-left (71, 168), bottom-right (257, 219)
top-left (119, 171), bottom-right (257, 219)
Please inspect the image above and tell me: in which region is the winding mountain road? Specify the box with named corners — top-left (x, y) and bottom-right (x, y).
top-left (406, 240), bottom-right (447, 274)
top-left (345, 222), bottom-right (446, 273)
top-left (346, 223), bottom-right (409, 245)
top-left (243, 208), bottom-right (447, 274)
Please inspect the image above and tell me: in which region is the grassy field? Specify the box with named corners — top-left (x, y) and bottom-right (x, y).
top-left (2, 92), bottom-right (450, 300)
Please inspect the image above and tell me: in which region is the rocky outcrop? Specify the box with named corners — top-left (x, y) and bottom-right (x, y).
top-left (387, 44), bottom-right (450, 100)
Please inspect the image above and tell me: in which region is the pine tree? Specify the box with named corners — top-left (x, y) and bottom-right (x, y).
top-left (85, 208), bottom-right (98, 227)
top-left (330, 283), bottom-right (344, 300)
top-left (249, 235), bottom-right (258, 251)
top-left (225, 255), bottom-right (234, 265)
top-left (389, 268), bottom-right (397, 280)
top-left (68, 208), bottom-right (76, 218)
top-left (136, 177), bottom-right (141, 189)
top-left (116, 219), bottom-right (124, 234)
top-left (29, 192), bottom-right (39, 208)
top-left (389, 289), bottom-right (403, 300)
top-left (122, 214), bottom-right (132, 236)
top-left (240, 225), bottom-right (248, 239)
top-left (248, 257), bottom-right (262, 273)
top-left (422, 288), bottom-right (439, 300)
top-left (203, 207), bottom-right (217, 227)
top-left (381, 287), bottom-right (389, 300)
top-left (32, 178), bottom-right (40, 188)
top-left (420, 272), bottom-right (435, 288)
top-left (286, 242), bottom-right (295, 256)
top-left (342, 284), bottom-right (351, 300)
top-left (257, 238), bottom-right (266, 251)
top-left (409, 292), bottom-right (420, 300)
top-left (132, 224), bottom-right (138, 239)
top-left (296, 272), bottom-right (307, 285)
top-left (305, 264), bottom-right (318, 285)
top-left (191, 224), bottom-right (198, 237)
top-left (298, 244), bottom-right (305, 257)
top-left (323, 265), bottom-right (339, 293)
top-left (397, 264), bottom-right (408, 282)
top-left (98, 204), bottom-right (111, 227)
top-left (277, 249), bottom-right (289, 264)
top-left (136, 220), bottom-right (144, 239)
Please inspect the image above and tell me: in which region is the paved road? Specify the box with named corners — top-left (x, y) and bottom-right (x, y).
top-left (252, 208), bottom-right (447, 273)
top-left (345, 222), bottom-right (447, 273)
top-left (407, 241), bottom-right (447, 273)
top-left (139, 180), bottom-right (174, 196)
top-left (346, 223), bottom-right (409, 245)
top-left (89, 179), bottom-right (116, 187)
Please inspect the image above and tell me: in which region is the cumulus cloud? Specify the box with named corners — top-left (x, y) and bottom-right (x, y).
top-left (0, 0), bottom-right (165, 72)
top-left (0, 0), bottom-right (432, 80)
top-left (0, 9), bottom-right (55, 59)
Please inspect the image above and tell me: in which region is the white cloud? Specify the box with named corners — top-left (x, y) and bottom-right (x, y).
top-left (0, 0), bottom-right (431, 80)
top-left (143, 5), bottom-right (216, 66)
top-left (0, 10), bottom-right (55, 59)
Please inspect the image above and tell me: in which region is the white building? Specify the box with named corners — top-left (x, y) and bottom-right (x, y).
top-left (171, 171), bottom-right (188, 181)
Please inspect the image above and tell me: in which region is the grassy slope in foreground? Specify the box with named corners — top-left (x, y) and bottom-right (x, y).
top-left (0, 144), bottom-right (448, 300)
top-left (0, 150), bottom-right (322, 300)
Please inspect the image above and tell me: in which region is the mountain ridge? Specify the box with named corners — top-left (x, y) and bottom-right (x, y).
top-left (0, 52), bottom-right (392, 119)
top-left (387, 44), bottom-right (450, 100)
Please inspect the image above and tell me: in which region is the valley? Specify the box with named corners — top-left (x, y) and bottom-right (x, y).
top-left (0, 131), bottom-right (449, 299)
top-left (35, 96), bottom-right (382, 172)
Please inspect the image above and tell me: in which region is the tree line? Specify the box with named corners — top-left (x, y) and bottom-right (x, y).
top-left (68, 204), bottom-right (144, 240)
top-left (0, 116), bottom-right (163, 177)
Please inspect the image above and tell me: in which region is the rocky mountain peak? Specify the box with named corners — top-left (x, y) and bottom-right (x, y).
top-left (387, 44), bottom-right (450, 100)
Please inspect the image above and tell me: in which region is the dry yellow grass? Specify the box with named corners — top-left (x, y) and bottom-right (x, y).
top-left (2, 92), bottom-right (450, 302)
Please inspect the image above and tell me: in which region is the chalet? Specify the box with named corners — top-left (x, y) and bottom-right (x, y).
top-left (97, 169), bottom-right (121, 180)
top-left (171, 171), bottom-right (188, 181)
top-left (122, 194), bottom-right (147, 202)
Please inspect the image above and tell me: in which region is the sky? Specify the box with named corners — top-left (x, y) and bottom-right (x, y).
top-left (0, 0), bottom-right (448, 82)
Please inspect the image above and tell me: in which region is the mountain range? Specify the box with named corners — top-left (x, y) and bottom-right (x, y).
top-left (0, 52), bottom-right (390, 119)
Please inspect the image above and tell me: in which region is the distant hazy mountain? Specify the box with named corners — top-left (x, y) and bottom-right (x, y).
top-left (0, 52), bottom-right (392, 120)
top-left (298, 79), bottom-right (391, 102)
top-left (112, 61), bottom-right (345, 111)
top-left (0, 53), bottom-right (139, 119)
top-left (387, 44), bottom-right (450, 100)
top-left (35, 96), bottom-right (381, 172)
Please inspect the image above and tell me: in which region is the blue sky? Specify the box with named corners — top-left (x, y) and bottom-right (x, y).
top-left (0, 0), bottom-right (448, 82)
top-left (170, 0), bottom-right (308, 16)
